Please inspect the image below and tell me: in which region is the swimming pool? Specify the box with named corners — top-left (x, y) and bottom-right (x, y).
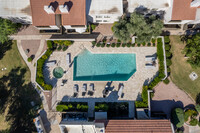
top-left (73, 50), bottom-right (136, 81)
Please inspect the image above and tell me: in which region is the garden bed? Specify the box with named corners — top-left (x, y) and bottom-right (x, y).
top-left (95, 102), bottom-right (129, 118)
top-left (56, 102), bottom-right (88, 112)
top-left (36, 40), bottom-right (73, 90)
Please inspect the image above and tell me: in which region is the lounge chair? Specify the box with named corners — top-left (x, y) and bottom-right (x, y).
top-left (66, 53), bottom-right (71, 66)
top-left (46, 61), bottom-right (56, 66)
top-left (88, 83), bottom-right (94, 96)
top-left (82, 84), bottom-right (87, 96)
top-left (145, 63), bottom-right (156, 69)
top-left (74, 84), bottom-right (78, 93)
top-left (145, 56), bottom-right (156, 62)
top-left (118, 85), bottom-right (124, 97)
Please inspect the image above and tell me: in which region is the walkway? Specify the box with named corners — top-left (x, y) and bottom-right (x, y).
top-left (151, 80), bottom-right (195, 119)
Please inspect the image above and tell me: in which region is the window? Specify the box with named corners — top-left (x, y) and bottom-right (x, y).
top-left (103, 20), bottom-right (108, 22)
top-left (96, 16), bottom-right (102, 18)
top-left (96, 20), bottom-right (102, 23)
top-left (104, 16), bottom-right (110, 18)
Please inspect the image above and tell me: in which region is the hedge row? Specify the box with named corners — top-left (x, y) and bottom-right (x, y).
top-left (36, 49), bottom-right (53, 90)
top-left (47, 40), bottom-right (73, 51)
top-left (135, 86), bottom-right (148, 108)
top-left (163, 36), bottom-right (172, 84)
top-left (135, 38), bottom-right (166, 108)
top-left (56, 102), bottom-right (88, 112)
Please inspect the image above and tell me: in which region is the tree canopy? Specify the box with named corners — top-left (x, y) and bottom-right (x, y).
top-left (184, 33), bottom-right (200, 68)
top-left (0, 18), bottom-right (20, 43)
top-left (112, 12), bottom-right (163, 43)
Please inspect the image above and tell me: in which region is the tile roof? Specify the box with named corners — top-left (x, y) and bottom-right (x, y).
top-left (96, 120), bottom-right (173, 133)
top-left (30, 0), bottom-right (86, 26)
top-left (172, 0), bottom-right (197, 20)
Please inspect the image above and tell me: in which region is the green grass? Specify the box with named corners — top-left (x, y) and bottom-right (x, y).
top-left (170, 36), bottom-right (200, 100)
top-left (0, 41), bottom-right (40, 132)
top-left (0, 41), bottom-right (30, 84)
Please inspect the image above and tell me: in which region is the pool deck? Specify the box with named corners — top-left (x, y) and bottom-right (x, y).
top-left (44, 42), bottom-right (158, 116)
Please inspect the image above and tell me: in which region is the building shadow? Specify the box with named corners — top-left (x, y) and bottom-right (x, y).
top-left (151, 99), bottom-right (184, 119)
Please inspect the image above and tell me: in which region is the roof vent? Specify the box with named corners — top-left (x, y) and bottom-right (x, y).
top-left (59, 5), bottom-right (69, 13)
top-left (44, 5), bottom-right (55, 14)
top-left (191, 0), bottom-right (200, 7)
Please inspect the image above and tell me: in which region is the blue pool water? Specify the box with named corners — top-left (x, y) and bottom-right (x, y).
top-left (73, 50), bottom-right (136, 81)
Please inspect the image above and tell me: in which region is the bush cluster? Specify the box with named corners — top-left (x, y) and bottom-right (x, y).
top-left (36, 49), bottom-right (53, 90)
top-left (27, 57), bottom-right (33, 62)
top-left (171, 108), bottom-right (184, 128)
top-left (50, 40), bottom-right (73, 51)
top-left (135, 86), bottom-right (148, 108)
top-left (95, 104), bottom-right (109, 111)
top-left (164, 36), bottom-right (172, 78)
top-left (56, 102), bottom-right (88, 112)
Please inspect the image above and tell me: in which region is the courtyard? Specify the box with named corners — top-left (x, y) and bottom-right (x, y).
top-left (42, 42), bottom-right (158, 104)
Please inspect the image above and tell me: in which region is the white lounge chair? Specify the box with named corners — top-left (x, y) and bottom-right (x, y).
top-left (46, 61), bottom-right (56, 66)
top-left (66, 53), bottom-right (71, 66)
top-left (145, 63), bottom-right (156, 69)
top-left (145, 56), bottom-right (156, 62)
top-left (118, 85), bottom-right (124, 97)
top-left (82, 84), bottom-right (87, 92)
top-left (89, 83), bottom-right (94, 91)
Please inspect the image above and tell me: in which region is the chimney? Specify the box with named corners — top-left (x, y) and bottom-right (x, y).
top-left (59, 5), bottom-right (69, 13)
top-left (44, 5), bottom-right (55, 14)
top-left (191, 0), bottom-right (200, 7)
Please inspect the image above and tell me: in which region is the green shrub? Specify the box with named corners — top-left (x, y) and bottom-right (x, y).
top-left (117, 39), bottom-right (121, 43)
top-left (135, 86), bottom-right (148, 108)
top-left (95, 104), bottom-right (109, 111)
top-left (56, 105), bottom-right (68, 112)
top-left (96, 43), bottom-right (101, 47)
top-left (62, 46), bottom-right (68, 51)
top-left (164, 36), bottom-right (170, 44)
top-left (157, 38), bottom-right (162, 43)
top-left (47, 40), bottom-right (53, 49)
top-left (131, 43), bottom-right (135, 47)
top-left (184, 109), bottom-right (198, 122)
top-left (106, 44), bottom-right (110, 47)
top-left (116, 43), bottom-right (121, 47)
top-left (163, 78), bottom-right (170, 84)
top-left (111, 43), bottom-right (116, 47)
top-left (142, 42), bottom-right (146, 46)
top-left (127, 43), bottom-right (131, 47)
top-left (166, 51), bottom-right (172, 58)
top-left (57, 45), bottom-right (62, 51)
top-left (137, 43), bottom-right (141, 47)
top-left (167, 67), bottom-right (171, 73)
top-left (122, 43), bottom-right (126, 47)
top-left (92, 41), bottom-right (96, 47)
top-left (166, 59), bottom-right (172, 66)
top-left (171, 108), bottom-right (184, 128)
top-left (101, 43), bottom-right (105, 47)
top-left (147, 43), bottom-right (151, 46)
top-left (44, 84), bottom-right (53, 90)
top-left (151, 38), bottom-right (156, 43)
top-left (190, 118), bottom-right (198, 126)
top-left (165, 44), bottom-right (171, 51)
top-left (198, 121), bottom-right (200, 127)
top-left (27, 57), bottom-right (32, 62)
top-left (153, 43), bottom-right (156, 47)
top-left (195, 104), bottom-right (200, 113)
top-left (91, 24), bottom-right (96, 31)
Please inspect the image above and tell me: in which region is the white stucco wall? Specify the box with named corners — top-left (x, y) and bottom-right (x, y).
top-left (0, 0), bottom-right (32, 23)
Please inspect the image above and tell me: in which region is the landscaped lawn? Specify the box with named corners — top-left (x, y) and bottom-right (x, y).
top-left (0, 40), bottom-right (30, 83)
top-left (0, 41), bottom-right (41, 132)
top-left (170, 36), bottom-right (200, 100)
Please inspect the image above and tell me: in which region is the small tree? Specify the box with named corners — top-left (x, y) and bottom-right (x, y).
top-left (195, 104), bottom-right (200, 113)
top-left (171, 108), bottom-right (184, 128)
top-left (184, 33), bottom-right (200, 68)
top-left (0, 18), bottom-right (21, 43)
top-left (27, 57), bottom-right (33, 62)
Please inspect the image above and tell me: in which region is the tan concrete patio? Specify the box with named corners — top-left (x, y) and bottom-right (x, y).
top-left (44, 42), bottom-right (158, 102)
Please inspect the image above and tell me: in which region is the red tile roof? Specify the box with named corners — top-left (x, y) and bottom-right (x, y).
top-left (30, 0), bottom-right (86, 26)
top-left (96, 120), bottom-right (173, 133)
top-left (172, 0), bottom-right (197, 20)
